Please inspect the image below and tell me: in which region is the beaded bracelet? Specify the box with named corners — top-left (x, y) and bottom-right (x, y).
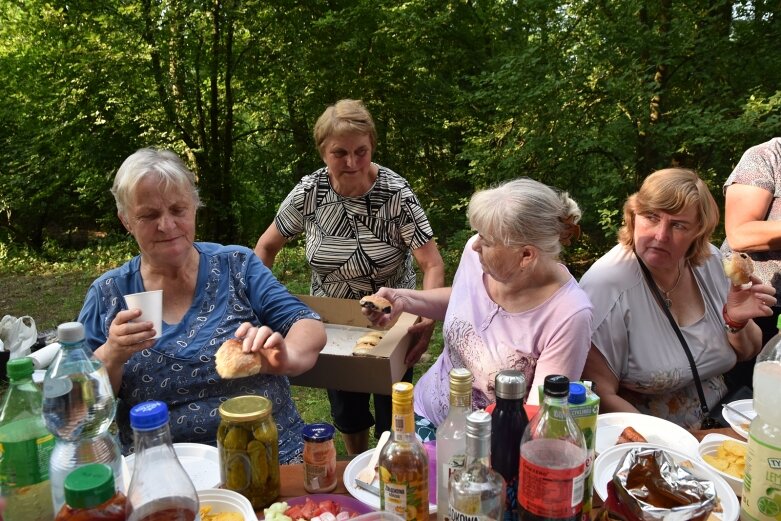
top-left (723, 304), bottom-right (748, 333)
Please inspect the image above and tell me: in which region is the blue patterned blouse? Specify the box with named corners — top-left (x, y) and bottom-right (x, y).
top-left (78, 242), bottom-right (320, 463)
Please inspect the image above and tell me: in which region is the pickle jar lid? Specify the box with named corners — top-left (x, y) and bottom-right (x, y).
top-left (302, 423), bottom-right (335, 442)
top-left (219, 395), bottom-right (271, 422)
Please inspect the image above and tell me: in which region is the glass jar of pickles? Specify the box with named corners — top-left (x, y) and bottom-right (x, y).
top-left (217, 395), bottom-right (280, 509)
top-left (302, 423), bottom-right (337, 493)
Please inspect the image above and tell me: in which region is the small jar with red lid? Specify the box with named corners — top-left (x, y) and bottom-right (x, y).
top-left (302, 423), bottom-right (337, 493)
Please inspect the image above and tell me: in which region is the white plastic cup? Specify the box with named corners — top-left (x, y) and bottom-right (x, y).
top-left (124, 290), bottom-right (163, 339)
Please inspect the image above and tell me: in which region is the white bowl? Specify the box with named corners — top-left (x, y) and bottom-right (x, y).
top-left (198, 488), bottom-right (256, 521)
top-left (697, 433), bottom-right (746, 496)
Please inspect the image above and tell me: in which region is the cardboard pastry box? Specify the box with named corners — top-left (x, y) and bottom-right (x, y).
top-left (288, 295), bottom-right (419, 395)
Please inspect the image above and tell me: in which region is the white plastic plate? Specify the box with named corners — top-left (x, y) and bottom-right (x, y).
top-left (125, 442), bottom-right (221, 491)
top-left (593, 442), bottom-right (738, 521)
top-left (343, 448), bottom-right (436, 514)
top-left (596, 412), bottom-right (700, 456)
top-left (722, 399), bottom-right (754, 440)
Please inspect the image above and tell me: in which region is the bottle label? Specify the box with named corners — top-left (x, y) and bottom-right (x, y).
top-left (518, 456), bottom-right (585, 519)
top-left (449, 505), bottom-right (480, 521)
top-left (741, 435), bottom-right (781, 520)
top-left (0, 433), bottom-right (55, 488)
top-left (382, 475), bottom-right (428, 521)
top-left (382, 481), bottom-right (408, 516)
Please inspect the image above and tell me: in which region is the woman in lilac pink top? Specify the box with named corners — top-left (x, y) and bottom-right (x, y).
top-left (362, 177), bottom-right (593, 438)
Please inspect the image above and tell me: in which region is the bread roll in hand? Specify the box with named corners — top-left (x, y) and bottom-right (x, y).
top-left (723, 252), bottom-right (754, 286)
top-left (359, 295), bottom-right (392, 314)
top-left (215, 338), bottom-right (262, 379)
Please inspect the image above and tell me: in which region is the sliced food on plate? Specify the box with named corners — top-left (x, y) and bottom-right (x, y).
top-left (595, 412), bottom-right (699, 456)
top-left (264, 495), bottom-right (372, 521)
top-left (615, 426), bottom-right (647, 444)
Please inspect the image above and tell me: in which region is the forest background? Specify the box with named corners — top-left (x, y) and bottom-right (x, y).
top-left (1, 0), bottom-right (780, 452)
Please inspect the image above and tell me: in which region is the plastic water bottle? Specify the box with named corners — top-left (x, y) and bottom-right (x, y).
top-left (741, 315), bottom-right (781, 521)
top-left (0, 358), bottom-right (55, 521)
top-left (518, 375), bottom-right (586, 521)
top-left (126, 401), bottom-right (199, 521)
top-left (43, 321), bottom-right (124, 513)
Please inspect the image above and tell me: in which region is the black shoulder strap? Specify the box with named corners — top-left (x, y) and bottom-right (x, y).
top-left (636, 253), bottom-right (711, 418)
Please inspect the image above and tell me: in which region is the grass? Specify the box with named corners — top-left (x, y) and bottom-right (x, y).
top-left (0, 238), bottom-right (446, 456)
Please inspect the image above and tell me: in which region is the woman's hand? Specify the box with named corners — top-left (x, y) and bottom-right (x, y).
top-left (234, 322), bottom-right (289, 372)
top-left (95, 309), bottom-right (157, 392)
top-left (725, 275), bottom-right (776, 323)
top-left (360, 288), bottom-right (406, 327)
top-left (234, 319), bottom-right (325, 376)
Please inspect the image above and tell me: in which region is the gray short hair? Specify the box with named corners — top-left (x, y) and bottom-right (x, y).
top-left (112, 148), bottom-right (201, 218)
top-left (467, 177), bottom-right (581, 258)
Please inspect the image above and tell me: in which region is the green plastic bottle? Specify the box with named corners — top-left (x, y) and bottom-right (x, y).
top-left (0, 358), bottom-right (55, 521)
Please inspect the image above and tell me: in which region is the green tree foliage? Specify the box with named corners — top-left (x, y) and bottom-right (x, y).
top-left (1, 0), bottom-right (779, 255)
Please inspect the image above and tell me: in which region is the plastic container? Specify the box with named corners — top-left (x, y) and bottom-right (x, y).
top-left (126, 401), bottom-right (199, 521)
top-left (55, 463), bottom-right (126, 520)
top-left (0, 357), bottom-right (55, 521)
top-left (217, 395), bottom-right (280, 509)
top-left (697, 433), bottom-right (745, 496)
top-left (197, 488), bottom-right (255, 520)
top-left (303, 423), bottom-right (337, 493)
top-left (43, 321), bottom-right (123, 512)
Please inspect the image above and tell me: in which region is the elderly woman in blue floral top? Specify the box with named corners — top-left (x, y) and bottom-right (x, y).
top-left (78, 148), bottom-right (325, 462)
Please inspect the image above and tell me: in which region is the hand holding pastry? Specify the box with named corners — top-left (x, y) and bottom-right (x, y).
top-left (723, 252), bottom-right (754, 287)
top-left (359, 289), bottom-right (403, 327)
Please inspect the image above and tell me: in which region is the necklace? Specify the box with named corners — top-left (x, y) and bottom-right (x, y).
top-left (657, 264), bottom-right (683, 308)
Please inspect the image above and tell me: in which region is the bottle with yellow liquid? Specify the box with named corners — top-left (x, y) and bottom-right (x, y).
top-left (379, 382), bottom-right (429, 521)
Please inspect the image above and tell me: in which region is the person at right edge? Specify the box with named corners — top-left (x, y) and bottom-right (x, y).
top-left (721, 137), bottom-right (781, 395)
top-left (255, 99), bottom-right (445, 454)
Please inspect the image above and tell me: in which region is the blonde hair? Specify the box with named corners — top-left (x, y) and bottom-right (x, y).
top-left (313, 99), bottom-right (377, 156)
top-left (467, 177), bottom-right (581, 258)
top-left (112, 148), bottom-right (201, 218)
top-left (618, 168), bottom-right (719, 266)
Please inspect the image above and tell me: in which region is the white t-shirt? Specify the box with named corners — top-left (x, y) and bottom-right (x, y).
top-left (413, 235), bottom-right (593, 425)
top-left (580, 244), bottom-right (734, 428)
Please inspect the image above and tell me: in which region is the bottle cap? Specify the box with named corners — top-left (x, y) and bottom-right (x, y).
top-left (495, 370), bottom-right (526, 399)
top-left (130, 400), bottom-right (169, 430)
top-left (219, 395), bottom-right (272, 422)
top-left (6, 358), bottom-right (34, 380)
top-left (449, 368), bottom-right (473, 394)
top-left (302, 423), bottom-right (335, 442)
top-left (63, 463), bottom-right (116, 509)
top-left (543, 374), bottom-right (570, 397)
top-left (57, 322), bottom-right (85, 343)
top-left (391, 382), bottom-right (414, 407)
top-left (466, 409), bottom-right (492, 438)
top-left (568, 382), bottom-right (586, 404)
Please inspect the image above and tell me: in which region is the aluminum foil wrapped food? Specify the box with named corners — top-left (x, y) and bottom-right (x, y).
top-left (611, 447), bottom-right (717, 521)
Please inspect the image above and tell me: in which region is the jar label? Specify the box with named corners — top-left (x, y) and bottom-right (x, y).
top-left (741, 435), bottom-right (781, 520)
top-left (518, 456), bottom-right (585, 519)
